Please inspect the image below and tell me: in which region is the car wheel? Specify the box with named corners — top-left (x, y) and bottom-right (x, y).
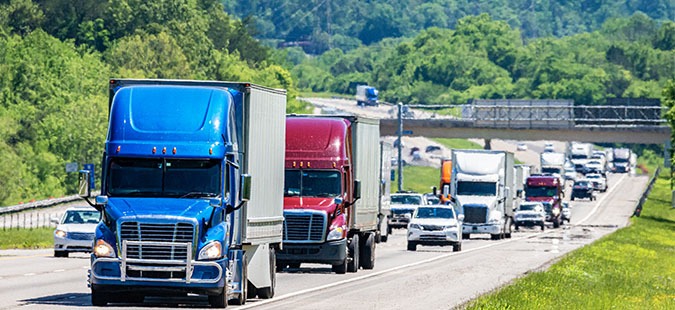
top-left (462, 233), bottom-right (470, 240)
top-left (54, 250), bottom-right (68, 258)
top-left (407, 241), bottom-right (416, 251)
top-left (452, 243), bottom-right (462, 252)
top-left (541, 224), bottom-right (545, 231)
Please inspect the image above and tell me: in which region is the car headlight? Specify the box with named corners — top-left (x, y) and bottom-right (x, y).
top-left (444, 224), bottom-right (457, 230)
top-left (198, 241), bottom-right (223, 260)
top-left (326, 227), bottom-right (344, 241)
top-left (54, 229), bottom-right (67, 238)
top-left (93, 239), bottom-right (115, 258)
top-left (408, 223), bottom-right (421, 230)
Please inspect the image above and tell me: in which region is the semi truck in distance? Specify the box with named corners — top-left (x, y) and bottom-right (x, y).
top-left (612, 148), bottom-right (632, 173)
top-left (540, 152), bottom-right (566, 183)
top-left (79, 79), bottom-right (286, 307)
top-left (278, 115), bottom-right (384, 274)
top-left (451, 150), bottom-right (514, 240)
top-left (570, 142), bottom-right (593, 172)
top-left (355, 85), bottom-right (379, 106)
top-left (525, 174), bottom-right (564, 228)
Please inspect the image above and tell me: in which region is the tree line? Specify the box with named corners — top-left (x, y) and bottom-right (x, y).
top-left (0, 0), bottom-right (308, 206)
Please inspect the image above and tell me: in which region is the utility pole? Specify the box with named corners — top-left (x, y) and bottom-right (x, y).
top-left (397, 102), bottom-right (403, 192)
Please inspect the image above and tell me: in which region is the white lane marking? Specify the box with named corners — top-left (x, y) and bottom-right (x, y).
top-left (577, 173), bottom-right (627, 225)
top-left (23, 273), bottom-right (36, 276)
top-left (53, 269), bottom-right (65, 273)
top-left (239, 233), bottom-right (548, 309)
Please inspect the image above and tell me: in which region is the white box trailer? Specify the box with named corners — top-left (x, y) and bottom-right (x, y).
top-left (351, 117), bottom-right (382, 232)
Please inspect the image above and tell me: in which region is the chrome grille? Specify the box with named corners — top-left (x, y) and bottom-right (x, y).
top-left (283, 212), bottom-right (327, 242)
top-left (421, 224), bottom-right (443, 231)
top-left (120, 222), bottom-right (194, 260)
top-left (69, 232), bottom-right (95, 240)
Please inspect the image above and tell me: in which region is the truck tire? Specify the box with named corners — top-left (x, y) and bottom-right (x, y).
top-left (571, 196), bottom-right (575, 201)
top-left (347, 234), bottom-right (359, 273)
top-left (491, 234), bottom-right (501, 240)
top-left (332, 259), bottom-right (347, 274)
top-left (256, 247), bottom-right (276, 299)
top-left (553, 218), bottom-right (560, 228)
top-left (504, 219), bottom-right (513, 238)
top-left (360, 233), bottom-right (376, 270)
top-left (514, 225), bottom-right (520, 231)
top-left (407, 242), bottom-right (416, 251)
top-left (540, 223), bottom-right (545, 231)
top-left (208, 285), bottom-right (228, 308)
top-left (91, 286), bottom-right (109, 307)
top-left (452, 243), bottom-right (462, 252)
top-left (229, 256), bottom-right (247, 306)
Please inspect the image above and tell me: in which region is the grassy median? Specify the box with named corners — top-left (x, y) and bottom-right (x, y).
top-left (0, 227), bottom-right (54, 249)
top-left (464, 174), bottom-right (675, 309)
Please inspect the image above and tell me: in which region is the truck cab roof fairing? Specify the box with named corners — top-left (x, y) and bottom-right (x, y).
top-left (107, 85), bottom-right (234, 158)
top-left (285, 117), bottom-right (349, 169)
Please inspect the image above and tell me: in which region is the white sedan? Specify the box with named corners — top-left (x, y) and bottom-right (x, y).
top-left (585, 173), bottom-right (607, 192)
top-left (407, 205), bottom-right (462, 252)
top-left (52, 206), bottom-right (100, 257)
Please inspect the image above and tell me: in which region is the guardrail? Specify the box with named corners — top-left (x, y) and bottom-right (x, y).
top-left (633, 166), bottom-right (661, 217)
top-left (0, 194), bottom-right (84, 215)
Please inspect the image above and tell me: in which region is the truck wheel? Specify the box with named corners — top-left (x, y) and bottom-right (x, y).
top-left (91, 286), bottom-right (109, 307)
top-left (504, 219), bottom-right (513, 238)
top-left (462, 233), bottom-right (470, 240)
top-left (540, 223), bottom-right (545, 231)
top-left (452, 243), bottom-right (462, 252)
top-left (491, 234), bottom-right (500, 240)
top-left (360, 233), bottom-right (376, 270)
top-left (553, 219), bottom-right (560, 228)
top-left (256, 247), bottom-right (276, 299)
top-left (54, 250), bottom-right (68, 258)
top-left (571, 196), bottom-right (575, 201)
top-left (407, 242), bottom-right (416, 251)
top-left (332, 259), bottom-right (347, 274)
top-left (514, 225), bottom-right (520, 231)
top-left (229, 256), bottom-right (247, 305)
top-left (387, 225), bottom-right (392, 235)
top-left (208, 285), bottom-right (228, 308)
top-left (347, 235), bottom-right (360, 273)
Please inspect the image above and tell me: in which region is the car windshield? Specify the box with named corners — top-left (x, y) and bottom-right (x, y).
top-left (541, 167), bottom-right (561, 174)
top-left (518, 204), bottom-right (540, 211)
top-left (575, 181), bottom-right (590, 187)
top-left (587, 175), bottom-right (600, 179)
top-left (456, 181), bottom-right (496, 196)
top-left (63, 210), bottom-right (100, 224)
top-left (107, 158), bottom-right (221, 198)
top-left (392, 195), bottom-right (423, 205)
top-left (415, 207), bottom-right (455, 219)
top-left (284, 170), bottom-right (342, 197)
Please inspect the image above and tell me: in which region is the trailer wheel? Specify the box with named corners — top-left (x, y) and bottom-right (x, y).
top-left (360, 233), bottom-right (376, 270)
top-left (91, 286), bottom-right (109, 307)
top-left (347, 234), bottom-right (359, 273)
top-left (256, 247), bottom-right (276, 299)
top-left (208, 284), bottom-right (228, 308)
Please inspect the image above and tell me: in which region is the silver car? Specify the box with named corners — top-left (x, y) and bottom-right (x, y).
top-left (52, 206), bottom-right (100, 257)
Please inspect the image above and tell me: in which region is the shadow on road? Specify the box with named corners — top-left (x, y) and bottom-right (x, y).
top-left (21, 293), bottom-right (212, 308)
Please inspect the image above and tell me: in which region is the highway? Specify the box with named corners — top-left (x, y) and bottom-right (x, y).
top-left (0, 98), bottom-right (650, 309)
top-left (0, 173), bottom-right (648, 309)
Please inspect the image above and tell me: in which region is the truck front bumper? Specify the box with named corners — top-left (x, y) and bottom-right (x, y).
top-left (462, 223), bottom-right (501, 235)
top-left (277, 239), bottom-right (347, 265)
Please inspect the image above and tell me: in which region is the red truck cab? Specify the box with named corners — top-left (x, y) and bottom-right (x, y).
top-left (278, 116), bottom-right (373, 274)
top-left (524, 174), bottom-right (564, 228)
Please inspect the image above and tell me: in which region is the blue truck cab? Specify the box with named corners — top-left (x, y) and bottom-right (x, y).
top-left (79, 79), bottom-right (286, 307)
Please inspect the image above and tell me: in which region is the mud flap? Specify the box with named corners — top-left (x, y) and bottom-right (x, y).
top-left (243, 243), bottom-right (272, 289)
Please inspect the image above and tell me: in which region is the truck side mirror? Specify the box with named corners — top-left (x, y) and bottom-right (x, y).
top-left (353, 179), bottom-right (361, 200)
top-left (240, 174), bottom-right (251, 201)
top-left (78, 170), bottom-right (92, 198)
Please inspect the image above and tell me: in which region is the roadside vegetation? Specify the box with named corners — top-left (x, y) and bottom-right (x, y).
top-left (393, 166), bottom-right (439, 194)
top-left (464, 173), bottom-right (675, 309)
top-left (0, 227), bottom-right (53, 249)
top-left (433, 138), bottom-right (482, 150)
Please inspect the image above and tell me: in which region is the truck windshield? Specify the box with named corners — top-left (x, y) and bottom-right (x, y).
top-left (525, 186), bottom-right (557, 197)
top-left (107, 158), bottom-right (221, 198)
top-left (614, 157), bottom-right (629, 163)
top-left (284, 170), bottom-right (341, 197)
top-left (391, 195), bottom-right (422, 205)
top-left (541, 167), bottom-right (561, 174)
top-left (456, 181), bottom-right (496, 196)
top-left (570, 154), bottom-right (588, 159)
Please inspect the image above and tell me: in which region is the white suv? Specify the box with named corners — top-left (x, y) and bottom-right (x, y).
top-left (407, 205), bottom-right (462, 252)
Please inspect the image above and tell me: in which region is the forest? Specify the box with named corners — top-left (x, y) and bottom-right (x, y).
top-left (0, 0), bottom-right (306, 206)
top-left (0, 0), bottom-right (673, 206)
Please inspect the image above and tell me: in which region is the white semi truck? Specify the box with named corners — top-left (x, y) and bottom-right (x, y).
top-left (452, 150), bottom-right (514, 240)
top-left (540, 152), bottom-right (566, 183)
top-left (570, 142), bottom-right (593, 172)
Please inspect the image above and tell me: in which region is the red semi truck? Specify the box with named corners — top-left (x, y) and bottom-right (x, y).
top-left (524, 174), bottom-right (564, 228)
top-left (277, 115), bottom-right (384, 274)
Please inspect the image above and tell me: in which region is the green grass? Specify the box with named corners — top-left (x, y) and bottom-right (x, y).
top-left (464, 174), bottom-right (675, 309)
top-left (0, 227), bottom-right (54, 249)
top-left (432, 138), bottom-right (482, 150)
top-left (393, 165), bottom-right (439, 194)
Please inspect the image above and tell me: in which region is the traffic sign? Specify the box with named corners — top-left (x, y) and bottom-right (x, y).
top-left (65, 162), bottom-right (78, 173)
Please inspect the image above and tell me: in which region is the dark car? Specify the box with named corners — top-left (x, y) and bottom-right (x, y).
top-left (571, 180), bottom-right (595, 201)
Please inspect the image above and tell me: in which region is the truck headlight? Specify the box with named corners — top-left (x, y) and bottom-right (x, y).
top-left (408, 223), bottom-right (421, 230)
top-left (326, 227), bottom-right (344, 241)
top-left (198, 241), bottom-right (223, 260)
top-left (54, 229), bottom-right (67, 238)
top-left (93, 239), bottom-right (115, 258)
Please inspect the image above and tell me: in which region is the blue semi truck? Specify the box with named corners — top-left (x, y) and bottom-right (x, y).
top-left (78, 79), bottom-right (286, 307)
top-left (355, 85), bottom-right (379, 106)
